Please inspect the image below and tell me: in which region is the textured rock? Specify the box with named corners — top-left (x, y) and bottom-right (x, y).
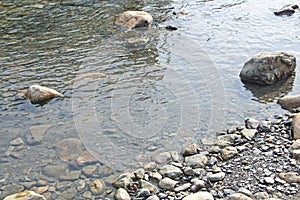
top-left (26, 125), bottom-right (51, 145)
top-left (74, 150), bottom-right (98, 166)
top-left (216, 134), bottom-right (241, 147)
top-left (115, 11), bottom-right (153, 30)
top-left (115, 188), bottom-right (130, 200)
top-left (89, 179), bottom-right (105, 195)
top-left (159, 165), bottom-right (183, 178)
top-left (278, 94), bottom-right (300, 111)
top-left (182, 144), bottom-right (199, 156)
top-left (241, 129), bottom-right (257, 140)
top-left (42, 165), bottom-right (68, 178)
top-left (53, 138), bottom-right (84, 162)
top-left (150, 152), bottom-right (172, 164)
top-left (292, 113), bottom-right (300, 139)
top-left (279, 172), bottom-right (300, 183)
top-left (22, 84), bottom-right (63, 104)
top-left (207, 172), bottom-right (226, 182)
top-left (245, 118), bottom-right (259, 129)
top-left (182, 191), bottom-right (214, 200)
top-left (158, 177), bottom-right (178, 190)
top-left (274, 4), bottom-right (299, 16)
top-left (4, 191), bottom-right (46, 200)
top-left (140, 180), bottom-right (158, 194)
top-left (184, 154), bottom-right (208, 168)
top-left (239, 52), bottom-right (296, 85)
top-left (222, 146), bottom-right (238, 160)
top-left (227, 192), bottom-right (253, 200)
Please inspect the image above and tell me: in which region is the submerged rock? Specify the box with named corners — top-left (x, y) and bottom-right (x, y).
top-left (4, 191), bottom-right (46, 200)
top-left (239, 52), bottom-right (296, 85)
top-left (21, 85), bottom-right (64, 104)
top-left (115, 11), bottom-right (153, 30)
top-left (274, 4), bottom-right (299, 16)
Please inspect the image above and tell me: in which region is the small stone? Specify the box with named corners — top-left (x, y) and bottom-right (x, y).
top-left (254, 192), bottom-right (269, 200)
top-left (136, 188), bottom-right (150, 198)
top-left (139, 180), bottom-right (157, 194)
top-left (264, 177), bottom-right (275, 184)
top-left (184, 154), bottom-right (208, 168)
top-left (75, 179), bottom-right (86, 192)
top-left (258, 121), bottom-right (271, 132)
top-left (113, 173), bottom-right (132, 188)
top-left (42, 165), bottom-right (68, 178)
top-left (174, 183), bottom-right (191, 192)
top-left (279, 172), bottom-right (300, 183)
top-left (182, 144), bottom-right (199, 156)
top-left (151, 152), bottom-right (172, 164)
top-left (222, 146), bottom-right (238, 160)
top-left (182, 191), bottom-right (214, 200)
top-left (159, 165), bottom-right (183, 178)
top-left (241, 129), bottom-right (257, 140)
top-left (159, 177), bottom-right (178, 190)
top-left (143, 162), bottom-right (157, 171)
top-left (59, 171), bottom-right (81, 181)
top-left (292, 113), bottom-right (300, 139)
top-left (73, 150), bottom-right (98, 167)
top-left (200, 138), bottom-right (216, 146)
top-left (115, 11), bottom-right (153, 30)
top-left (56, 187), bottom-right (76, 200)
top-left (227, 192), bottom-right (253, 200)
top-left (26, 125), bottom-right (51, 145)
top-left (90, 179), bottom-right (105, 195)
top-left (146, 195), bottom-right (159, 200)
top-left (115, 188), bottom-right (130, 200)
top-left (183, 166), bottom-right (196, 176)
top-left (22, 84), bottom-right (63, 104)
top-left (216, 134), bottom-right (241, 146)
top-left (224, 189), bottom-right (235, 195)
top-left (56, 181), bottom-right (72, 191)
top-left (292, 149), bottom-right (300, 158)
top-left (82, 165), bottom-right (97, 177)
top-left (82, 191), bottom-right (92, 199)
top-left (207, 172), bottom-right (226, 182)
top-left (149, 171), bottom-right (162, 182)
top-left (35, 186), bottom-right (49, 194)
top-left (10, 138), bottom-right (24, 146)
top-left (133, 168), bottom-right (145, 180)
top-left (3, 191), bottom-right (46, 200)
top-left (245, 118), bottom-right (259, 129)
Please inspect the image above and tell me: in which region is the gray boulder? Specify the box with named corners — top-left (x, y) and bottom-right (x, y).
top-left (240, 52), bottom-right (296, 85)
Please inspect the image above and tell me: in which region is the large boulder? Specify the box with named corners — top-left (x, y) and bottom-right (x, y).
top-left (21, 85), bottom-right (63, 104)
top-left (115, 11), bottom-right (153, 30)
top-left (239, 52), bottom-right (296, 85)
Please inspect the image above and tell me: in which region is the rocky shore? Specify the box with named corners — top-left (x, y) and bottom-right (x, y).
top-left (2, 112), bottom-right (300, 200)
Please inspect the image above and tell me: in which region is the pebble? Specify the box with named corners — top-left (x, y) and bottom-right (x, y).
top-left (264, 177), bottom-right (275, 184)
top-left (182, 191), bottom-right (214, 200)
top-left (151, 152), bottom-right (172, 164)
top-left (241, 129), bottom-right (257, 140)
top-left (222, 146), bottom-right (238, 160)
top-left (182, 144), bottom-right (199, 156)
top-left (115, 188), bottom-right (130, 200)
top-left (82, 191), bottom-right (92, 199)
top-left (159, 165), bottom-right (183, 178)
top-left (227, 192), bottom-right (253, 200)
top-left (10, 138), bottom-right (24, 146)
top-left (56, 187), bottom-right (76, 200)
top-left (207, 172), bottom-right (226, 182)
top-left (3, 191), bottom-right (46, 200)
top-left (245, 118), bottom-right (259, 129)
top-left (184, 154), bottom-right (208, 168)
top-left (159, 177), bottom-right (178, 190)
top-left (174, 183), bottom-right (191, 192)
top-left (140, 180), bottom-right (157, 194)
top-left (89, 179), bottom-right (105, 195)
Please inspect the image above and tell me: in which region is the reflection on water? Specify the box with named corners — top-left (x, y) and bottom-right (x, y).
top-left (1, 0), bottom-right (300, 196)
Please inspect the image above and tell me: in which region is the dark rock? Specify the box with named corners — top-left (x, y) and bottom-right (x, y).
top-left (274, 4), bottom-right (299, 16)
top-left (239, 52), bottom-right (296, 85)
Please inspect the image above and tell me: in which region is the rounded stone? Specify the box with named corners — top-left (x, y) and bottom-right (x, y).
top-left (115, 11), bottom-right (153, 30)
top-left (159, 177), bottom-right (178, 190)
top-left (182, 191), bottom-right (214, 200)
top-left (115, 188), bottom-right (130, 200)
top-left (90, 179), bottom-right (105, 195)
top-left (207, 172), bottom-right (226, 182)
top-left (222, 146), bottom-right (238, 160)
top-left (184, 154), bottom-right (208, 168)
top-left (159, 165), bottom-right (183, 178)
top-left (3, 191), bottom-right (46, 200)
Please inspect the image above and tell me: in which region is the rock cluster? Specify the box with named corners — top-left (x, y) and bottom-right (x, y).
top-left (111, 114), bottom-right (300, 200)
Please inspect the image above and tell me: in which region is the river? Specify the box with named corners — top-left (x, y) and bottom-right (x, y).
top-left (0, 0), bottom-right (300, 197)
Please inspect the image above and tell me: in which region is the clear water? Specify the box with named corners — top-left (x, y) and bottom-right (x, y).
top-left (1, 0), bottom-right (300, 183)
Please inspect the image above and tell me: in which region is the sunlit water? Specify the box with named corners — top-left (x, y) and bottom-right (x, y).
top-left (1, 0), bottom-right (300, 188)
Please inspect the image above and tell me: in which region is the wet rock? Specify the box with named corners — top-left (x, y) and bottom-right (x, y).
top-left (208, 172), bottom-right (226, 182)
top-left (150, 152), bottom-right (172, 164)
top-left (139, 180), bottom-right (157, 194)
top-left (227, 192), bottom-right (253, 200)
top-left (159, 164), bottom-right (183, 178)
top-left (239, 52), bottom-right (296, 85)
top-left (26, 125), bottom-right (51, 145)
top-left (53, 138), bottom-right (84, 162)
top-left (182, 191), bottom-right (214, 200)
top-left (216, 134), bottom-right (241, 147)
top-left (10, 138), bottom-right (24, 146)
top-left (3, 191), bottom-right (46, 200)
top-left (113, 173), bottom-right (132, 188)
top-left (278, 94), bottom-right (300, 111)
top-left (184, 154), bottom-right (208, 168)
top-left (89, 179), bottom-right (105, 195)
top-left (143, 162), bottom-right (157, 171)
top-left (274, 4), bottom-right (299, 16)
top-left (59, 171), bottom-right (81, 181)
top-left (75, 179), bottom-right (86, 192)
top-left (82, 165), bottom-right (97, 177)
top-left (73, 150), bottom-right (98, 167)
top-left (42, 165), bottom-right (68, 178)
top-left (158, 177), bottom-right (178, 190)
top-left (115, 11), bottom-right (153, 30)
top-left (258, 121), bottom-right (271, 132)
top-left (292, 113), bottom-right (300, 139)
top-left (279, 172), bottom-right (300, 183)
top-left (115, 188), bottom-right (130, 200)
top-left (133, 168), bottom-right (145, 180)
top-left (56, 181), bottom-right (72, 191)
top-left (245, 118), bottom-right (259, 129)
top-left (21, 84), bottom-right (64, 104)
top-left (1, 184), bottom-right (24, 199)
top-left (182, 144), bottom-right (199, 156)
top-left (222, 146), bottom-right (238, 160)
top-left (56, 187), bottom-right (76, 200)
top-left (82, 191), bottom-right (92, 199)
top-left (136, 188), bottom-right (150, 198)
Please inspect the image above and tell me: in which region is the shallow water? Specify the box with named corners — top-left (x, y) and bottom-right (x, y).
top-left (1, 0), bottom-right (300, 190)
